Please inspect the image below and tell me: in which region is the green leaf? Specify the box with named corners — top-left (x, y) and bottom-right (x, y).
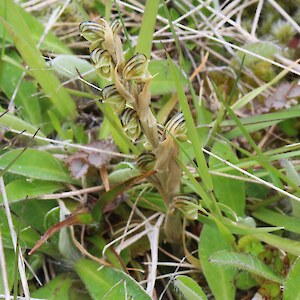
top-left (0, 109), bottom-right (45, 141)
top-left (149, 60), bottom-right (188, 95)
top-left (135, 0), bottom-right (160, 58)
top-left (252, 208), bottom-right (300, 235)
top-left (0, 55), bottom-right (42, 126)
top-left (102, 280), bottom-right (126, 300)
top-left (0, 149), bottom-right (74, 183)
top-left (253, 233), bottom-right (300, 256)
top-left (0, 248), bottom-right (16, 294)
top-left (209, 250), bottom-right (283, 284)
top-left (49, 55), bottom-right (96, 82)
top-left (10, 199), bottom-right (56, 232)
top-left (74, 259), bottom-right (151, 300)
top-left (283, 257), bottom-right (300, 300)
top-left (0, 3), bottom-right (71, 54)
top-left (31, 274), bottom-right (73, 300)
top-left (0, 0), bottom-right (76, 119)
top-left (199, 225), bottom-right (236, 300)
top-left (167, 53), bottom-right (212, 191)
top-left (0, 209), bottom-right (42, 250)
top-left (210, 141), bottom-right (245, 216)
top-left (174, 275), bottom-right (208, 300)
top-left (0, 179), bottom-right (62, 204)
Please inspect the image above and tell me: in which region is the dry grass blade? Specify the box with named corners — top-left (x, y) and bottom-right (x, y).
top-left (0, 177), bottom-right (30, 299)
top-left (0, 231), bottom-right (10, 300)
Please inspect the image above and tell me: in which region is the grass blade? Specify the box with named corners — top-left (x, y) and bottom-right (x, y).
top-left (135, 0), bottom-right (160, 57)
top-left (167, 53), bottom-right (212, 191)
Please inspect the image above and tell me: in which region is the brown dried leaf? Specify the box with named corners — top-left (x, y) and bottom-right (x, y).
top-left (87, 139), bottom-right (117, 168)
top-left (257, 82), bottom-right (299, 113)
top-left (65, 139), bottom-right (117, 179)
top-left (66, 152), bottom-right (89, 179)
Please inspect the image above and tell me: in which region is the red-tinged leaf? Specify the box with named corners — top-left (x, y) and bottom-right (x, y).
top-left (29, 208), bottom-right (92, 255)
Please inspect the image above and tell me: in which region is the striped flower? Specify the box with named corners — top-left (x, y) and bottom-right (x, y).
top-left (79, 20), bottom-right (106, 50)
top-left (121, 108), bottom-right (141, 142)
top-left (137, 152), bottom-right (156, 173)
top-left (90, 48), bottom-right (114, 80)
top-left (165, 112), bottom-right (187, 141)
top-left (173, 194), bottom-right (199, 220)
top-left (101, 85), bottom-right (126, 114)
top-left (123, 54), bottom-right (150, 82)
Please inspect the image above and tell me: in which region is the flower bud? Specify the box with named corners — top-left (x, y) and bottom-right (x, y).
top-left (90, 48), bottom-right (114, 80)
top-left (173, 194), bottom-right (199, 220)
top-left (110, 19), bottom-right (122, 36)
top-left (101, 84), bottom-right (126, 114)
top-left (137, 152), bottom-right (156, 173)
top-left (121, 108), bottom-right (141, 142)
top-left (123, 54), bottom-right (151, 82)
top-left (165, 112), bottom-right (187, 141)
top-left (79, 20), bottom-right (106, 42)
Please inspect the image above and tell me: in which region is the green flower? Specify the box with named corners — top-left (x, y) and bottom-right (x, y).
top-left (137, 152), bottom-right (156, 173)
top-left (101, 85), bottom-right (126, 114)
top-left (79, 20), bottom-right (106, 50)
top-left (173, 194), bottom-right (199, 220)
top-left (123, 54), bottom-right (151, 82)
top-left (90, 49), bottom-right (114, 80)
top-left (121, 108), bottom-right (141, 142)
top-left (165, 112), bottom-right (187, 141)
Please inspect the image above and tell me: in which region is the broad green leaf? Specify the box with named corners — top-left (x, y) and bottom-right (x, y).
top-left (10, 199), bottom-right (56, 232)
top-left (0, 0), bottom-right (76, 119)
top-left (0, 149), bottom-right (74, 183)
top-left (74, 259), bottom-right (151, 300)
top-left (149, 60), bottom-right (188, 95)
top-left (49, 55), bottom-right (96, 82)
top-left (102, 280), bottom-right (126, 300)
top-left (0, 109), bottom-right (45, 140)
top-left (0, 55), bottom-right (42, 126)
top-left (108, 167), bottom-right (140, 185)
top-left (0, 179), bottom-right (62, 204)
top-left (209, 250), bottom-right (283, 284)
top-left (31, 274), bottom-right (73, 300)
top-left (86, 235), bottom-right (124, 270)
top-left (174, 275), bottom-right (208, 300)
top-left (283, 257), bottom-right (300, 300)
top-left (234, 271), bottom-right (257, 290)
top-left (199, 225), bottom-right (236, 300)
top-left (210, 141), bottom-right (245, 216)
top-left (252, 208), bottom-right (300, 235)
top-left (0, 209), bottom-right (44, 250)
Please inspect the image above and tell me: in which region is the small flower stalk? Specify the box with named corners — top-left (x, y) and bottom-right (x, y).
top-left (80, 18), bottom-right (187, 244)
